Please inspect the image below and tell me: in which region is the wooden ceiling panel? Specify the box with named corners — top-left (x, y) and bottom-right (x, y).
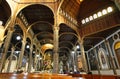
top-left (61, 0), bottom-right (80, 19)
top-left (77, 0), bottom-right (114, 20)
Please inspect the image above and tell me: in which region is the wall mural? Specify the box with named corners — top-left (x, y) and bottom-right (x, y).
top-left (98, 48), bottom-right (108, 69)
top-left (89, 52), bottom-right (97, 70)
top-left (43, 50), bottom-right (53, 72)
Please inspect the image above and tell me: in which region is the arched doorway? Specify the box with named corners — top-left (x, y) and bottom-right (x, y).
top-left (114, 41), bottom-right (120, 67)
top-left (4, 55), bottom-right (17, 72)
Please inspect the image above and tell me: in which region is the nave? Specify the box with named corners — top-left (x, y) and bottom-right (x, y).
top-left (0, 0), bottom-right (120, 78)
top-left (0, 73), bottom-right (120, 79)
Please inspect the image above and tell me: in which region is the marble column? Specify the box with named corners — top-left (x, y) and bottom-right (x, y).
top-left (53, 26), bottom-right (59, 73)
top-left (0, 28), bottom-right (14, 72)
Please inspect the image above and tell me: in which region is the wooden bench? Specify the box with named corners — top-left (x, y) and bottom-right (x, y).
top-left (100, 75), bottom-right (118, 79)
top-left (92, 74), bottom-right (101, 79)
top-left (69, 74), bottom-right (118, 79)
top-left (0, 73), bottom-right (73, 79)
top-left (0, 73), bottom-right (119, 79)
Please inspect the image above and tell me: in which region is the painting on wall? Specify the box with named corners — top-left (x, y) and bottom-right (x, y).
top-left (98, 48), bottom-right (109, 69)
top-left (43, 50), bottom-right (53, 72)
top-left (88, 52), bottom-right (97, 70)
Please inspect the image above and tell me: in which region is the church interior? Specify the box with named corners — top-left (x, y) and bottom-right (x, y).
top-left (0, 0), bottom-right (120, 79)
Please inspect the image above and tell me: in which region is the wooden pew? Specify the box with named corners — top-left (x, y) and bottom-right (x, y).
top-left (68, 73), bottom-right (119, 79)
top-left (68, 74), bottom-right (93, 79)
top-left (69, 74), bottom-right (82, 77)
top-left (117, 76), bottom-right (120, 79)
top-left (100, 75), bottom-right (118, 79)
top-left (0, 73), bottom-right (73, 79)
top-left (0, 73), bottom-right (119, 79)
top-left (92, 74), bottom-right (101, 79)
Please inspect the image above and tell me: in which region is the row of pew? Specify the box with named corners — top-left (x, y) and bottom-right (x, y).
top-left (0, 73), bottom-right (72, 79)
top-left (0, 73), bottom-right (120, 79)
top-left (68, 74), bottom-right (120, 79)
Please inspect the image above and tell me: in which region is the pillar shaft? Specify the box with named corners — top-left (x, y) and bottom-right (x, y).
top-left (17, 38), bottom-right (26, 70)
top-left (105, 40), bottom-right (117, 75)
top-left (93, 48), bottom-right (101, 74)
top-left (74, 48), bottom-right (79, 71)
top-left (34, 50), bottom-right (38, 71)
top-left (28, 43), bottom-right (33, 72)
top-left (80, 43), bottom-right (88, 72)
top-left (86, 52), bottom-right (91, 71)
top-left (53, 26), bottom-right (59, 73)
top-left (0, 28), bottom-right (13, 72)
top-left (7, 46), bottom-right (15, 72)
top-left (113, 0), bottom-right (120, 10)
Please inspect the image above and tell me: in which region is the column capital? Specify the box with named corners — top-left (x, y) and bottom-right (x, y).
top-left (53, 26), bottom-right (60, 31)
top-left (11, 46), bottom-right (15, 50)
top-left (79, 41), bottom-right (84, 45)
top-left (7, 27), bottom-right (14, 32)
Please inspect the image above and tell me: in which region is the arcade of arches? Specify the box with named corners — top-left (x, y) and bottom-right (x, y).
top-left (0, 0), bottom-right (120, 76)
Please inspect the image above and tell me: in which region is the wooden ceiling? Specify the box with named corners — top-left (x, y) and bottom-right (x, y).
top-left (0, 0), bottom-right (119, 58)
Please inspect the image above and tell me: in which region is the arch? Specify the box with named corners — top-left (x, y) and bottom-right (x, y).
top-left (4, 55), bottom-right (17, 72)
top-left (34, 32), bottom-right (53, 39)
top-left (59, 47), bottom-right (71, 57)
top-left (17, 4), bottom-right (54, 24)
top-left (16, 3), bottom-right (55, 17)
top-left (39, 39), bottom-right (53, 45)
top-left (59, 32), bottom-right (78, 38)
top-left (12, 0), bottom-right (59, 3)
top-left (0, 0), bottom-right (11, 26)
top-left (59, 23), bottom-right (78, 34)
top-left (10, 25), bottom-right (23, 48)
top-left (41, 43), bottom-right (53, 54)
top-left (59, 41), bottom-right (74, 48)
top-left (27, 21), bottom-right (53, 33)
top-left (0, 0), bottom-right (11, 45)
top-left (59, 47), bottom-right (71, 53)
top-left (112, 39), bottom-right (120, 68)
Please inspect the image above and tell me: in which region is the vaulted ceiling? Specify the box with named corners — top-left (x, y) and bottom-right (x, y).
top-left (0, 0), bottom-right (119, 59)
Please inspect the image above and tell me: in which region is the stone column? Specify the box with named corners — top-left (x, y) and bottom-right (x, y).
top-left (80, 42), bottom-right (88, 72)
top-left (0, 28), bottom-right (14, 72)
top-left (72, 47), bottom-right (78, 72)
top-left (86, 52), bottom-right (91, 71)
top-left (28, 42), bottom-right (33, 72)
top-left (34, 50), bottom-right (38, 71)
top-left (7, 46), bottom-right (15, 72)
top-left (71, 51), bottom-right (75, 71)
top-left (74, 47), bottom-right (79, 71)
top-left (53, 26), bottom-right (59, 73)
top-left (17, 37), bottom-right (26, 70)
top-left (105, 40), bottom-right (117, 75)
top-left (93, 47), bottom-right (101, 74)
